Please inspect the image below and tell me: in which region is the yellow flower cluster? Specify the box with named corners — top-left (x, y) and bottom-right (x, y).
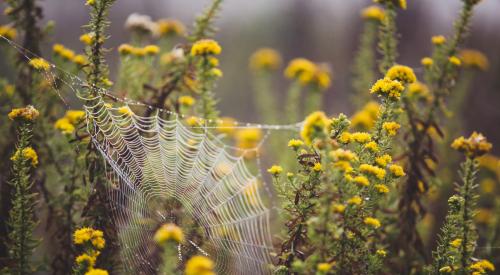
top-left (79, 33), bottom-right (95, 45)
top-left (317, 262), bottom-right (333, 272)
top-left (267, 165), bottom-right (283, 176)
top-left (29, 58), bottom-right (51, 71)
top-left (178, 95), bottom-right (195, 107)
top-left (313, 162), bottom-right (323, 172)
top-left (330, 149), bottom-right (357, 162)
top-left (370, 77), bottom-right (405, 100)
top-left (331, 203), bottom-right (346, 214)
top-left (154, 223), bottom-right (185, 244)
top-left (374, 184), bottom-right (390, 194)
top-left (389, 164), bottom-right (405, 177)
top-left (361, 6), bottom-right (385, 22)
top-left (54, 110), bottom-right (85, 135)
top-left (451, 132), bottom-right (492, 158)
top-left (431, 35), bottom-right (446, 45)
top-left (363, 217), bottom-right (381, 228)
top-left (350, 101), bottom-right (380, 130)
top-left (118, 44), bottom-right (160, 56)
top-left (235, 128), bottom-right (263, 149)
top-left (85, 269), bottom-right (109, 275)
top-left (408, 81), bottom-right (431, 100)
top-left (76, 252), bottom-right (99, 269)
top-left (185, 255), bottom-right (215, 275)
top-left (448, 56), bottom-right (461, 66)
top-left (73, 227), bottom-right (106, 249)
top-left (375, 154), bottom-right (392, 167)
top-left (11, 147), bottom-right (39, 167)
top-left (353, 175), bottom-right (370, 187)
top-left (300, 111), bottom-right (330, 145)
top-left (288, 139), bottom-right (304, 150)
top-left (52, 43), bottom-right (76, 60)
top-left (249, 48), bottom-right (282, 71)
top-left (469, 259), bottom-right (495, 274)
top-left (459, 49), bottom-right (489, 71)
top-left (347, 196), bottom-right (363, 206)
top-left (0, 24), bottom-right (17, 39)
top-left (382, 121), bottom-right (400, 136)
top-left (8, 105), bottom-right (40, 121)
top-left (216, 117), bottom-right (237, 136)
top-left (421, 57), bottom-right (433, 67)
top-left (156, 19), bottom-right (186, 36)
top-left (449, 238), bottom-right (462, 248)
top-left (285, 58), bottom-right (332, 90)
top-left (360, 164), bottom-right (386, 179)
top-left (118, 106), bottom-right (133, 116)
top-left (190, 39), bottom-right (222, 56)
top-left (386, 65), bottom-right (417, 84)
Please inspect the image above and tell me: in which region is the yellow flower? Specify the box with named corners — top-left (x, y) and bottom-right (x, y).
top-left (216, 117), bottom-right (237, 136)
top-left (118, 106), bottom-right (133, 116)
top-left (313, 162), bottom-right (322, 172)
top-left (389, 164), bottom-right (405, 177)
top-left (364, 141), bottom-right (379, 152)
top-left (431, 35), bottom-right (446, 45)
top-left (338, 132), bottom-right (352, 144)
top-left (185, 255), bottom-right (215, 275)
top-left (448, 56), bottom-right (461, 66)
top-left (317, 262), bottom-right (332, 272)
top-left (29, 58), bottom-right (50, 71)
top-left (249, 48), bottom-right (282, 71)
top-left (59, 48), bottom-right (76, 60)
top-left (118, 44), bottom-right (134, 55)
top-left (143, 45), bottom-right (160, 55)
top-left (439, 266), bottom-right (452, 273)
top-left (287, 139), bottom-right (304, 150)
top-left (375, 184), bottom-right (390, 194)
top-left (8, 105), bottom-right (39, 121)
top-left (235, 128), bottom-right (262, 150)
top-left (284, 58), bottom-right (316, 83)
top-left (85, 0), bottom-right (96, 6)
top-left (421, 57), bottom-right (434, 67)
top-left (347, 196), bottom-right (362, 206)
top-left (300, 111), bottom-right (330, 145)
top-left (460, 49), bottom-right (489, 71)
top-left (156, 19), bottom-right (186, 36)
top-left (55, 118), bottom-right (76, 134)
top-left (186, 116), bottom-right (204, 126)
top-left (79, 33), bottom-right (94, 45)
top-left (408, 81), bottom-right (430, 98)
top-left (360, 164), bottom-right (386, 179)
top-left (178, 96), bottom-right (195, 107)
top-left (11, 147), bottom-right (39, 167)
top-left (451, 132), bottom-right (492, 158)
top-left (207, 56), bottom-right (219, 67)
top-left (267, 165), bottom-right (283, 176)
top-left (84, 269), bottom-right (108, 275)
top-left (154, 223), bottom-right (184, 244)
top-left (351, 132), bottom-right (372, 143)
top-left (76, 253), bottom-right (97, 268)
top-left (364, 217), bottom-right (381, 229)
top-left (334, 161), bottom-right (354, 174)
top-left (311, 64), bottom-right (332, 90)
top-left (73, 227), bottom-right (93, 244)
top-left (361, 6), bottom-right (385, 22)
top-left (382, 121), bottom-right (400, 136)
top-left (353, 175), bottom-right (370, 187)
top-left (191, 39), bottom-right (222, 56)
top-left (131, 47), bottom-right (147, 57)
top-left (470, 259), bottom-right (495, 273)
top-left (370, 77), bottom-right (405, 100)
top-left (330, 149), bottom-right (357, 162)
top-left (52, 43), bottom-right (65, 55)
top-left (449, 238), bottom-right (462, 248)
top-left (65, 110), bottom-right (86, 124)
top-left (210, 68), bottom-right (223, 78)
top-left (331, 203), bottom-right (346, 214)
top-left (375, 154), bottom-right (392, 167)
top-left (376, 249), bottom-right (387, 257)
top-left (73, 54), bottom-right (88, 66)
top-left (386, 65), bottom-right (416, 84)
top-left (0, 25), bottom-right (17, 40)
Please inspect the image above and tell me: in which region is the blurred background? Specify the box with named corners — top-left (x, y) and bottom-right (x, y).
top-left (4, 0), bottom-right (500, 153)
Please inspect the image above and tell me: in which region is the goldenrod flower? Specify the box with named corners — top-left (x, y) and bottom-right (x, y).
top-left (186, 116), bottom-right (204, 126)
top-left (470, 259), bottom-right (495, 273)
top-left (85, 0), bottom-right (95, 6)
top-left (8, 105), bottom-right (39, 121)
top-left (154, 223), bottom-right (185, 244)
top-left (353, 175), bottom-right (370, 187)
top-left (76, 253), bottom-right (97, 268)
top-left (350, 102), bottom-right (379, 129)
top-left (0, 25), bottom-right (17, 40)
top-left (382, 121), bottom-right (400, 136)
top-left (207, 56), bottom-right (219, 67)
top-left (460, 49), bottom-right (489, 71)
top-left (285, 58), bottom-right (315, 80)
top-left (29, 58), bottom-right (51, 71)
top-left (73, 227), bottom-right (105, 249)
top-left (59, 48), bottom-right (76, 60)
top-left (52, 43), bottom-right (65, 55)
top-left (347, 196), bottom-right (363, 206)
top-left (421, 57), bottom-right (433, 67)
top-left (185, 255), bottom-right (215, 275)
top-left (317, 262), bottom-right (333, 272)
top-left (235, 128), bottom-right (262, 149)
top-left (210, 68), bottom-right (223, 78)
top-left (408, 82), bottom-right (430, 99)
top-left (365, 141), bottom-right (379, 152)
top-left (288, 139), bottom-right (304, 150)
top-left (449, 238), bottom-right (462, 248)
top-left (191, 39), bottom-right (222, 56)
top-left (431, 35), bottom-right (446, 45)
top-left (11, 147), bottom-right (39, 167)
top-left (361, 6), bottom-right (385, 22)
top-left (386, 65), bottom-right (416, 84)
top-left (156, 19), bottom-right (186, 36)
top-left (448, 56), bottom-right (461, 66)
top-left (73, 54), bottom-right (88, 66)
top-left (84, 269), bottom-right (108, 275)
top-left (370, 77), bottom-right (405, 100)
top-left (376, 249), bottom-right (387, 257)
top-left (338, 132), bottom-right (352, 144)
top-left (55, 118), bottom-right (76, 134)
top-left (178, 95), bottom-right (195, 107)
top-left (375, 184), bottom-right (390, 194)
top-left (267, 165), bottom-right (283, 176)
top-left (351, 132), bottom-right (372, 143)
top-left (334, 161), bottom-right (354, 174)
top-left (389, 164), bottom-right (405, 177)
top-left (313, 162), bottom-right (322, 172)
top-left (249, 48), bottom-right (282, 71)
top-left (118, 106), bottom-right (133, 116)
top-left (216, 117), bottom-right (237, 136)
top-left (79, 33), bottom-right (94, 45)
top-left (360, 164), bottom-right (386, 179)
top-left (375, 154), bottom-right (392, 167)
top-left (300, 111), bottom-right (330, 145)
top-left (364, 217), bottom-right (381, 229)
top-left (143, 45), bottom-right (160, 55)
top-left (118, 44), bottom-right (134, 55)
top-left (330, 149), bottom-right (357, 162)
top-left (451, 132), bottom-right (492, 157)
top-left (331, 203), bottom-right (346, 214)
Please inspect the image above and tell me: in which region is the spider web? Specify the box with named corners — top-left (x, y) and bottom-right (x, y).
top-left (1, 35), bottom-right (301, 274)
